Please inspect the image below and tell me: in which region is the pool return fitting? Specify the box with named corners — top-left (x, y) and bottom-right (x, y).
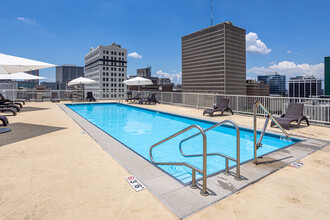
top-left (149, 120), bottom-right (241, 196)
top-left (253, 100), bottom-right (290, 165)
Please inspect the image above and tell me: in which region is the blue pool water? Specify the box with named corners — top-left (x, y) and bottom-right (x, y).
top-left (67, 103), bottom-right (300, 183)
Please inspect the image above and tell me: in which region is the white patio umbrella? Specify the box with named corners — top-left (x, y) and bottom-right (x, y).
top-left (68, 77), bottom-right (96, 86)
top-left (123, 76), bottom-right (153, 91)
top-left (0, 53), bottom-right (56, 74)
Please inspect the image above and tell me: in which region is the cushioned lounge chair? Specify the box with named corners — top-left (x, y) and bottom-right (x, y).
top-left (0, 103), bottom-right (20, 112)
top-left (0, 106), bottom-right (17, 116)
top-left (138, 93), bottom-right (151, 104)
top-left (203, 99), bottom-right (233, 117)
top-left (143, 94), bottom-right (160, 104)
top-left (0, 99), bottom-right (23, 108)
top-left (0, 115), bottom-right (9, 126)
top-left (270, 103), bottom-right (309, 130)
top-left (86, 92), bottom-right (96, 101)
top-left (126, 93), bottom-right (141, 102)
top-left (51, 92), bottom-right (60, 103)
top-left (0, 93), bottom-right (25, 105)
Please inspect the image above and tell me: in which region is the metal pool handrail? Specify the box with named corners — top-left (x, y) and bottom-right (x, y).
top-left (253, 100), bottom-right (290, 164)
top-left (149, 125), bottom-right (209, 196)
top-left (178, 120), bottom-right (241, 180)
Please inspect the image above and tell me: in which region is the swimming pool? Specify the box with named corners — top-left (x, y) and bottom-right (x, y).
top-left (67, 103), bottom-right (300, 183)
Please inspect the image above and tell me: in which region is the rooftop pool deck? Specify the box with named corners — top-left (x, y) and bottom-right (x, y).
top-left (0, 101), bottom-right (329, 219)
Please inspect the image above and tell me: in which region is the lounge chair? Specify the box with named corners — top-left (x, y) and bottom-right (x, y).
top-left (0, 106), bottom-right (17, 116)
top-left (126, 93), bottom-right (141, 102)
top-left (0, 99), bottom-right (23, 108)
top-left (143, 94), bottom-right (160, 104)
top-left (0, 115), bottom-right (9, 126)
top-left (51, 92), bottom-right (60, 103)
top-left (203, 99), bottom-right (233, 116)
top-left (270, 103), bottom-right (310, 130)
top-left (0, 103), bottom-right (21, 112)
top-left (86, 92), bottom-right (96, 101)
top-left (138, 93), bottom-right (151, 104)
top-left (0, 93), bottom-right (25, 105)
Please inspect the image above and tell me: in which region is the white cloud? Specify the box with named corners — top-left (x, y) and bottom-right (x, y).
top-left (248, 61), bottom-right (324, 79)
top-left (128, 52), bottom-right (142, 59)
top-left (17, 17), bottom-right (37, 25)
top-left (287, 50), bottom-right (292, 54)
top-left (246, 32), bottom-right (271, 54)
top-left (156, 70), bottom-right (182, 84)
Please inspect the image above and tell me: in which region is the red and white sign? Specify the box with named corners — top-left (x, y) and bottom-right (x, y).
top-left (125, 175), bottom-right (145, 192)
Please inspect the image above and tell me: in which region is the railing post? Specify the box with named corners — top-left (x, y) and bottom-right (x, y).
top-left (201, 130), bottom-right (208, 196)
top-left (191, 170), bottom-right (197, 189)
top-left (253, 101), bottom-right (258, 165)
top-left (224, 158), bottom-right (229, 175)
top-left (197, 94), bottom-right (200, 109)
top-left (235, 127), bottom-right (241, 180)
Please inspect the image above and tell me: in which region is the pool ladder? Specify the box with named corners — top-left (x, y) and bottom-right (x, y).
top-left (253, 100), bottom-right (290, 164)
top-left (149, 120), bottom-right (241, 196)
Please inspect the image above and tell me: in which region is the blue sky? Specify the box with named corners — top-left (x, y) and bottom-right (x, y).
top-left (0, 0), bottom-right (329, 84)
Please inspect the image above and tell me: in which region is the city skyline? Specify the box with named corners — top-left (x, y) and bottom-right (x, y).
top-left (0, 0), bottom-right (329, 85)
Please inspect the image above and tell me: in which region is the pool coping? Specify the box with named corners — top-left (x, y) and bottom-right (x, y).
top-left (59, 102), bottom-right (330, 219)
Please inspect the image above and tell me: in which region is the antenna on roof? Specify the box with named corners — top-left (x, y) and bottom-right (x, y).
top-left (211, 0), bottom-right (213, 26)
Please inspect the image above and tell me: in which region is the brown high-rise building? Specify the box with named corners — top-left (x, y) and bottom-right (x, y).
top-left (246, 80), bottom-right (270, 96)
top-left (182, 21), bottom-right (246, 94)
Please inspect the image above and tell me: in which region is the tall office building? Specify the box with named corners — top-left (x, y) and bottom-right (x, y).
top-left (258, 73), bottom-right (286, 97)
top-left (137, 66), bottom-right (151, 78)
top-left (25, 69), bottom-right (40, 84)
top-left (181, 21), bottom-right (246, 94)
top-left (325, 57), bottom-right (330, 95)
top-left (289, 76), bottom-right (322, 97)
top-left (56, 65), bottom-right (84, 83)
top-left (85, 43), bottom-right (127, 99)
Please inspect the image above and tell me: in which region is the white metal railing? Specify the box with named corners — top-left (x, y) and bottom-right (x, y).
top-left (3, 88), bottom-right (330, 126)
top-left (129, 91), bottom-right (330, 126)
top-left (0, 89), bottom-right (124, 102)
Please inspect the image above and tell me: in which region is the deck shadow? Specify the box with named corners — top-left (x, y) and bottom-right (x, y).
top-left (21, 106), bottom-right (50, 112)
top-left (0, 122), bottom-right (66, 146)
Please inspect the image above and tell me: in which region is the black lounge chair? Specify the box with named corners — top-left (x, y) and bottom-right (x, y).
top-left (126, 93), bottom-right (141, 102)
top-left (0, 93), bottom-right (25, 105)
top-left (0, 99), bottom-right (23, 108)
top-left (138, 93), bottom-right (151, 104)
top-left (0, 106), bottom-right (17, 116)
top-left (51, 92), bottom-right (60, 103)
top-left (0, 115), bottom-right (9, 126)
top-left (203, 99), bottom-right (233, 117)
top-left (0, 104), bottom-right (20, 112)
top-left (86, 92), bottom-right (96, 101)
top-left (143, 94), bottom-right (160, 104)
top-left (270, 103), bottom-right (310, 130)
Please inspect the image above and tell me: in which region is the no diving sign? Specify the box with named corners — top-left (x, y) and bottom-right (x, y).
top-left (125, 175), bottom-right (145, 192)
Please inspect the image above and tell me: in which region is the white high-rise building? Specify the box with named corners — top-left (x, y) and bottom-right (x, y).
top-left (84, 43), bottom-right (127, 99)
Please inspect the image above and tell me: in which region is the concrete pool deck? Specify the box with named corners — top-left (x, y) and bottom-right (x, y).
top-left (0, 101), bottom-right (330, 219)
